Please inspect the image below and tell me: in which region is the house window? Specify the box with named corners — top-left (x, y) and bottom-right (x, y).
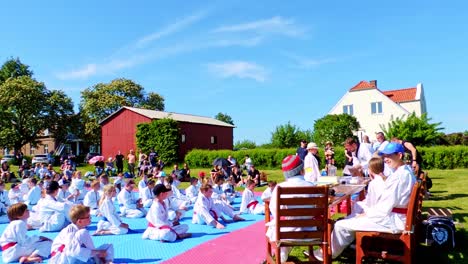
top-left (181, 134), bottom-right (186, 143)
top-left (30, 147), bottom-right (35, 155)
top-left (371, 102), bottom-right (383, 114)
top-left (343, 104), bottom-right (354, 115)
top-left (211, 136), bottom-right (217, 144)
top-left (44, 144), bottom-right (49, 154)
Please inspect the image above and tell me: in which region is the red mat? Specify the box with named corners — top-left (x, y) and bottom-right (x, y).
top-left (162, 221), bottom-right (266, 264)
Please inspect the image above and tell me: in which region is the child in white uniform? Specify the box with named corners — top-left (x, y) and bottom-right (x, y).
top-left (351, 157), bottom-right (387, 216)
top-left (192, 184), bottom-right (244, 229)
top-left (0, 180), bottom-right (11, 224)
top-left (185, 177), bottom-right (199, 204)
top-left (140, 180), bottom-right (155, 208)
top-left (240, 180), bottom-right (265, 215)
top-left (117, 180), bottom-right (146, 218)
top-left (0, 203), bottom-right (52, 263)
top-left (95, 185), bottom-right (129, 235)
top-left (28, 181), bottom-right (72, 232)
top-left (23, 178), bottom-right (41, 209)
top-left (261, 181), bottom-right (277, 201)
top-left (8, 184), bottom-right (23, 204)
top-left (142, 184), bottom-right (191, 242)
top-left (49, 205), bottom-right (114, 264)
top-left (83, 180), bottom-right (101, 216)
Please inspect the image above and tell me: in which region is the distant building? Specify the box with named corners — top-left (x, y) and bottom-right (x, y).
top-left (99, 106), bottom-right (234, 160)
top-left (328, 80), bottom-right (427, 141)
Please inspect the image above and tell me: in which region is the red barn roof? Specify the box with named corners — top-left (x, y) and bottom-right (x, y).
top-left (382, 87), bottom-right (417, 103)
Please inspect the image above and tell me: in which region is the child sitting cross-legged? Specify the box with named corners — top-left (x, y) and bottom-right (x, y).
top-left (240, 180), bottom-right (265, 215)
top-left (49, 204), bottom-right (114, 264)
top-left (0, 203), bottom-right (52, 263)
top-left (94, 185), bottom-right (129, 236)
top-left (192, 183), bottom-right (244, 229)
top-left (142, 184), bottom-right (191, 242)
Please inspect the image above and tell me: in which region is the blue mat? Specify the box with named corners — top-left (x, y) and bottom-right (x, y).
top-left (0, 197), bottom-right (264, 263)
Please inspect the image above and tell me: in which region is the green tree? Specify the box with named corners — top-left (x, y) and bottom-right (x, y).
top-left (0, 76), bottom-right (74, 151)
top-left (234, 139), bottom-right (256, 149)
top-left (381, 113), bottom-right (444, 146)
top-left (270, 122), bottom-right (312, 148)
top-left (136, 118), bottom-right (180, 163)
top-left (214, 112), bottom-right (234, 125)
top-left (79, 78), bottom-right (165, 144)
top-left (312, 114), bottom-right (360, 146)
top-left (0, 57), bottom-right (33, 84)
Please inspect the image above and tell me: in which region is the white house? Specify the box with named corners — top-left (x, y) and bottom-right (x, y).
top-left (328, 80), bottom-right (427, 141)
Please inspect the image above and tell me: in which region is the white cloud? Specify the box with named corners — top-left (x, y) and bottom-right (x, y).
top-left (213, 16), bottom-right (305, 37)
top-left (211, 36), bottom-right (264, 47)
top-left (285, 53), bottom-right (336, 69)
top-left (207, 61), bottom-right (268, 82)
top-left (56, 64), bottom-right (97, 80)
top-left (136, 11), bottom-right (207, 48)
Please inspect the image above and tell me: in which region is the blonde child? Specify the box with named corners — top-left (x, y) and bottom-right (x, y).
top-left (222, 176), bottom-right (237, 204)
top-left (351, 157), bottom-right (387, 216)
top-left (83, 180), bottom-right (101, 216)
top-left (0, 203), bottom-right (52, 263)
top-left (240, 180), bottom-right (265, 215)
top-left (142, 184), bottom-right (191, 242)
top-left (192, 184), bottom-right (244, 229)
top-left (261, 181), bottom-right (277, 201)
top-left (94, 185), bottom-right (129, 235)
top-left (49, 205), bottom-right (114, 264)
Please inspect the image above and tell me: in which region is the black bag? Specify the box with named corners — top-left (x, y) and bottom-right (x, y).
top-left (423, 216), bottom-right (456, 249)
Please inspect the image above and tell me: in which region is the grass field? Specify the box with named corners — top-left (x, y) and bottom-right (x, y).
top-left (6, 164), bottom-right (468, 263)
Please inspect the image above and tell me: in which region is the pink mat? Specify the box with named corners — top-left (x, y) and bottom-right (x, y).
top-left (162, 221), bottom-right (266, 264)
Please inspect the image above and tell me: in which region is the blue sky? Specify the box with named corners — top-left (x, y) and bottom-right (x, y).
top-left (2, 1), bottom-right (467, 144)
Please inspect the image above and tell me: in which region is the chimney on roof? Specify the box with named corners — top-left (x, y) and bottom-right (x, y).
top-left (369, 80), bottom-right (377, 87)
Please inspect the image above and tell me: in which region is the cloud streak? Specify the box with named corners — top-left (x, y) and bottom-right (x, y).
top-left (213, 16), bottom-right (305, 37)
top-left (207, 61), bottom-right (268, 82)
top-left (136, 11), bottom-right (207, 48)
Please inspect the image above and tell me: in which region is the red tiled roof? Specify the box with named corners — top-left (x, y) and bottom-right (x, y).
top-left (349, 80), bottom-right (376, 91)
top-left (382, 87), bottom-right (417, 103)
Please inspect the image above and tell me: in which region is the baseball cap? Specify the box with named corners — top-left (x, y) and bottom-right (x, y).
top-left (378, 142), bottom-right (405, 156)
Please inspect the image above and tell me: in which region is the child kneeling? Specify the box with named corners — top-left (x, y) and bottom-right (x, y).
top-left (49, 204), bottom-right (114, 264)
top-left (142, 184), bottom-right (191, 242)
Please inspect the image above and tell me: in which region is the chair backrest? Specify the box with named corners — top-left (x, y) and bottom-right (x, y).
top-left (404, 181), bottom-right (422, 232)
top-left (274, 185), bottom-right (329, 242)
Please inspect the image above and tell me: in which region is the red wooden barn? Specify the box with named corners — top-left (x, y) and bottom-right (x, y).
top-left (99, 106), bottom-right (234, 160)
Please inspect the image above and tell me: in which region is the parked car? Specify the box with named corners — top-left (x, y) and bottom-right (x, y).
top-left (1, 154), bottom-right (17, 164)
top-left (84, 152), bottom-right (101, 164)
top-left (32, 154), bottom-right (55, 165)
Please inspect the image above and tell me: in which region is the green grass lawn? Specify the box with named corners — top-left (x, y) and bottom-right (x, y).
top-left (7, 164), bottom-right (468, 263)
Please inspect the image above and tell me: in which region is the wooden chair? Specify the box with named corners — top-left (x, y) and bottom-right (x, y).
top-left (265, 185), bottom-right (331, 264)
top-left (355, 181), bottom-right (422, 264)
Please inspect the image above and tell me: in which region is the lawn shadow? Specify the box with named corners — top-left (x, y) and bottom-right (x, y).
top-left (114, 258), bottom-right (160, 263)
top-left (427, 193), bottom-right (468, 201)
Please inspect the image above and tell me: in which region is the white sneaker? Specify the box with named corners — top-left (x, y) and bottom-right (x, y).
top-left (313, 249), bottom-right (323, 262)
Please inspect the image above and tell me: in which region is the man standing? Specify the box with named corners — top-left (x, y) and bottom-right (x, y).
top-left (115, 150), bottom-right (124, 174)
top-left (304, 142), bottom-right (320, 182)
top-left (127, 150), bottom-right (136, 177)
top-left (296, 140), bottom-right (308, 161)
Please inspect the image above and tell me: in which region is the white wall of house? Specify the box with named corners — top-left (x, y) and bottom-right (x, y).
top-left (329, 89), bottom-right (411, 141)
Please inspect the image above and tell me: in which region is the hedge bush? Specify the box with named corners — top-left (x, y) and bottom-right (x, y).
top-left (185, 146), bottom-right (468, 170)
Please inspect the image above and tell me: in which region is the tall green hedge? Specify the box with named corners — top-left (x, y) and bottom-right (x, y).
top-left (185, 146), bottom-right (468, 169)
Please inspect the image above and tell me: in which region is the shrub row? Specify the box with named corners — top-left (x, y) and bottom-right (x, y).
top-left (185, 146), bottom-right (468, 170)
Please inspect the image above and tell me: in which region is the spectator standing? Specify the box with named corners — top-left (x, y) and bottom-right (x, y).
top-left (296, 140), bottom-right (308, 161)
top-left (304, 142), bottom-right (321, 182)
top-left (244, 155), bottom-right (253, 171)
top-left (127, 150), bottom-right (136, 177)
top-left (115, 151), bottom-right (124, 174)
